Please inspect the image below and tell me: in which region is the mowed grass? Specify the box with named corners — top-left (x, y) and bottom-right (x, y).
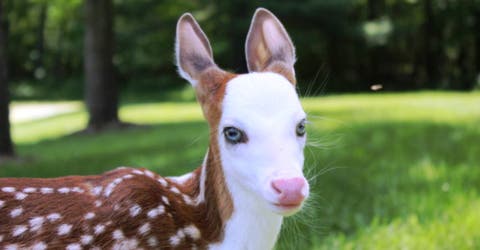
top-left (2, 91), bottom-right (480, 249)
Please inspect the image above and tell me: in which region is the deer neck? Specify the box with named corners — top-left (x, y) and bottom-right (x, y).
top-left (204, 143), bottom-right (283, 250)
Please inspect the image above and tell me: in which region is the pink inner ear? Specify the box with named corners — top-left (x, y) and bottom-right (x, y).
top-left (180, 23), bottom-right (210, 60)
top-left (262, 19), bottom-right (285, 53)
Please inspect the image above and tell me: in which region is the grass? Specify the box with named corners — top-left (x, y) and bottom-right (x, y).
top-left (2, 91), bottom-right (480, 249)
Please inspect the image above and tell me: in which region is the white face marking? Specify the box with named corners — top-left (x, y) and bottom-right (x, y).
top-left (183, 224), bottom-right (201, 240)
top-left (81, 235), bottom-right (93, 245)
top-left (138, 223), bottom-right (151, 235)
top-left (94, 224), bottom-right (105, 235)
top-left (2, 187), bottom-right (16, 193)
top-left (10, 207), bottom-right (23, 218)
top-left (66, 243), bottom-right (82, 250)
top-left (129, 204), bottom-right (142, 217)
top-left (113, 230), bottom-right (124, 240)
top-left (40, 187), bottom-right (54, 194)
top-left (220, 72), bottom-right (309, 213)
top-left (47, 213), bottom-right (61, 222)
top-left (84, 212), bottom-right (95, 220)
top-left (15, 192), bottom-right (28, 200)
top-left (12, 225), bottom-right (28, 237)
top-left (29, 216), bottom-right (45, 232)
top-left (31, 242), bottom-right (47, 250)
top-left (23, 187), bottom-right (37, 193)
top-left (58, 224), bottom-right (73, 235)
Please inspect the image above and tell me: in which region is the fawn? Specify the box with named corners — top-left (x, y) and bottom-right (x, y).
top-left (0, 8), bottom-right (309, 250)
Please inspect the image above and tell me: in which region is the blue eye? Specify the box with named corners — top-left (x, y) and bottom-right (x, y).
top-left (296, 120), bottom-right (306, 136)
top-left (223, 127), bottom-right (246, 144)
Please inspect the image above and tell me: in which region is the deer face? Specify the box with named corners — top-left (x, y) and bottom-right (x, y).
top-left (219, 72), bottom-right (309, 216)
top-left (176, 8), bottom-right (309, 216)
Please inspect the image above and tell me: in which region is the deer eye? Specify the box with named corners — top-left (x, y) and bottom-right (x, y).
top-left (296, 119), bottom-right (306, 137)
top-left (223, 127), bottom-right (246, 144)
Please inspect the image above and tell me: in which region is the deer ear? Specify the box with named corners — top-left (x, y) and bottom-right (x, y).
top-left (176, 13), bottom-right (216, 86)
top-left (245, 8), bottom-right (296, 84)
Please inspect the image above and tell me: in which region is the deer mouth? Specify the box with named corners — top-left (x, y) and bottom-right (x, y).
top-left (269, 201), bottom-right (304, 216)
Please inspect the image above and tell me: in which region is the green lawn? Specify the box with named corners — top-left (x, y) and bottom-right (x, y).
top-left (2, 91), bottom-right (480, 249)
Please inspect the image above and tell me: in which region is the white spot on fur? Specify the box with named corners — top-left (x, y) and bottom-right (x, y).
top-left (10, 207), bottom-right (23, 218)
top-left (138, 223), bottom-right (150, 235)
top-left (31, 242), bottom-right (47, 250)
top-left (168, 172), bottom-right (193, 185)
top-left (81, 235), bottom-right (93, 245)
top-left (170, 186), bottom-right (181, 194)
top-left (94, 200), bottom-right (102, 207)
top-left (144, 170), bottom-right (155, 178)
top-left (111, 239), bottom-right (139, 250)
top-left (92, 186), bottom-right (103, 196)
top-left (129, 204), bottom-right (141, 217)
top-left (104, 182), bottom-right (116, 197)
top-left (12, 225), bottom-right (28, 237)
top-left (29, 216), bottom-right (45, 232)
top-left (58, 187), bottom-right (71, 194)
top-left (182, 194), bottom-right (195, 205)
top-left (66, 243), bottom-right (82, 250)
top-left (58, 224), bottom-right (73, 235)
top-left (113, 178), bottom-right (123, 185)
top-left (40, 187), bottom-right (54, 194)
top-left (0, 234), bottom-right (3, 242)
top-left (5, 244), bottom-right (18, 250)
top-left (72, 187), bottom-right (84, 193)
top-left (23, 187), bottom-right (37, 193)
top-left (147, 205), bottom-right (165, 218)
top-left (123, 174), bottom-right (134, 179)
top-left (184, 224), bottom-right (201, 240)
top-left (162, 196), bottom-right (170, 206)
top-left (84, 212), bottom-right (95, 220)
top-left (2, 187), bottom-right (15, 193)
top-left (0, 200), bottom-right (4, 208)
top-left (147, 236), bottom-right (158, 247)
top-left (94, 224), bottom-right (105, 235)
top-left (47, 213), bottom-right (61, 222)
top-left (15, 192), bottom-right (27, 200)
top-left (132, 169), bottom-right (144, 175)
top-left (113, 230), bottom-right (124, 240)
top-left (169, 229), bottom-right (185, 246)
top-left (157, 178), bottom-right (168, 187)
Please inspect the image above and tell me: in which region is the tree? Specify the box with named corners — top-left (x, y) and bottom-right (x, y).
top-left (84, 0), bottom-right (120, 132)
top-left (0, 0), bottom-right (15, 159)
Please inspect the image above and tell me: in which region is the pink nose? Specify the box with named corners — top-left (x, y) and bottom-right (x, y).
top-left (271, 177), bottom-right (308, 206)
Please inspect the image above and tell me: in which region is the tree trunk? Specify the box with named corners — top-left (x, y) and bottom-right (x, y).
top-left (84, 0), bottom-right (119, 132)
top-left (423, 0), bottom-right (444, 89)
top-left (0, 0), bottom-right (15, 158)
top-left (34, 2), bottom-right (47, 73)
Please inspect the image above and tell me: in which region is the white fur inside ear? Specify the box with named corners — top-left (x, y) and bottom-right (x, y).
top-left (262, 20), bottom-right (284, 55)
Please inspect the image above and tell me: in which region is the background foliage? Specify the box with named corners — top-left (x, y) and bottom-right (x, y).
top-left (5, 0), bottom-right (480, 100)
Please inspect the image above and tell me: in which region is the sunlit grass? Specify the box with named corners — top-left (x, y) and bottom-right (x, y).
top-left (3, 91), bottom-right (480, 249)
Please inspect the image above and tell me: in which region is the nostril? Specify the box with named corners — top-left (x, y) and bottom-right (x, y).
top-left (271, 180), bottom-right (283, 195)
